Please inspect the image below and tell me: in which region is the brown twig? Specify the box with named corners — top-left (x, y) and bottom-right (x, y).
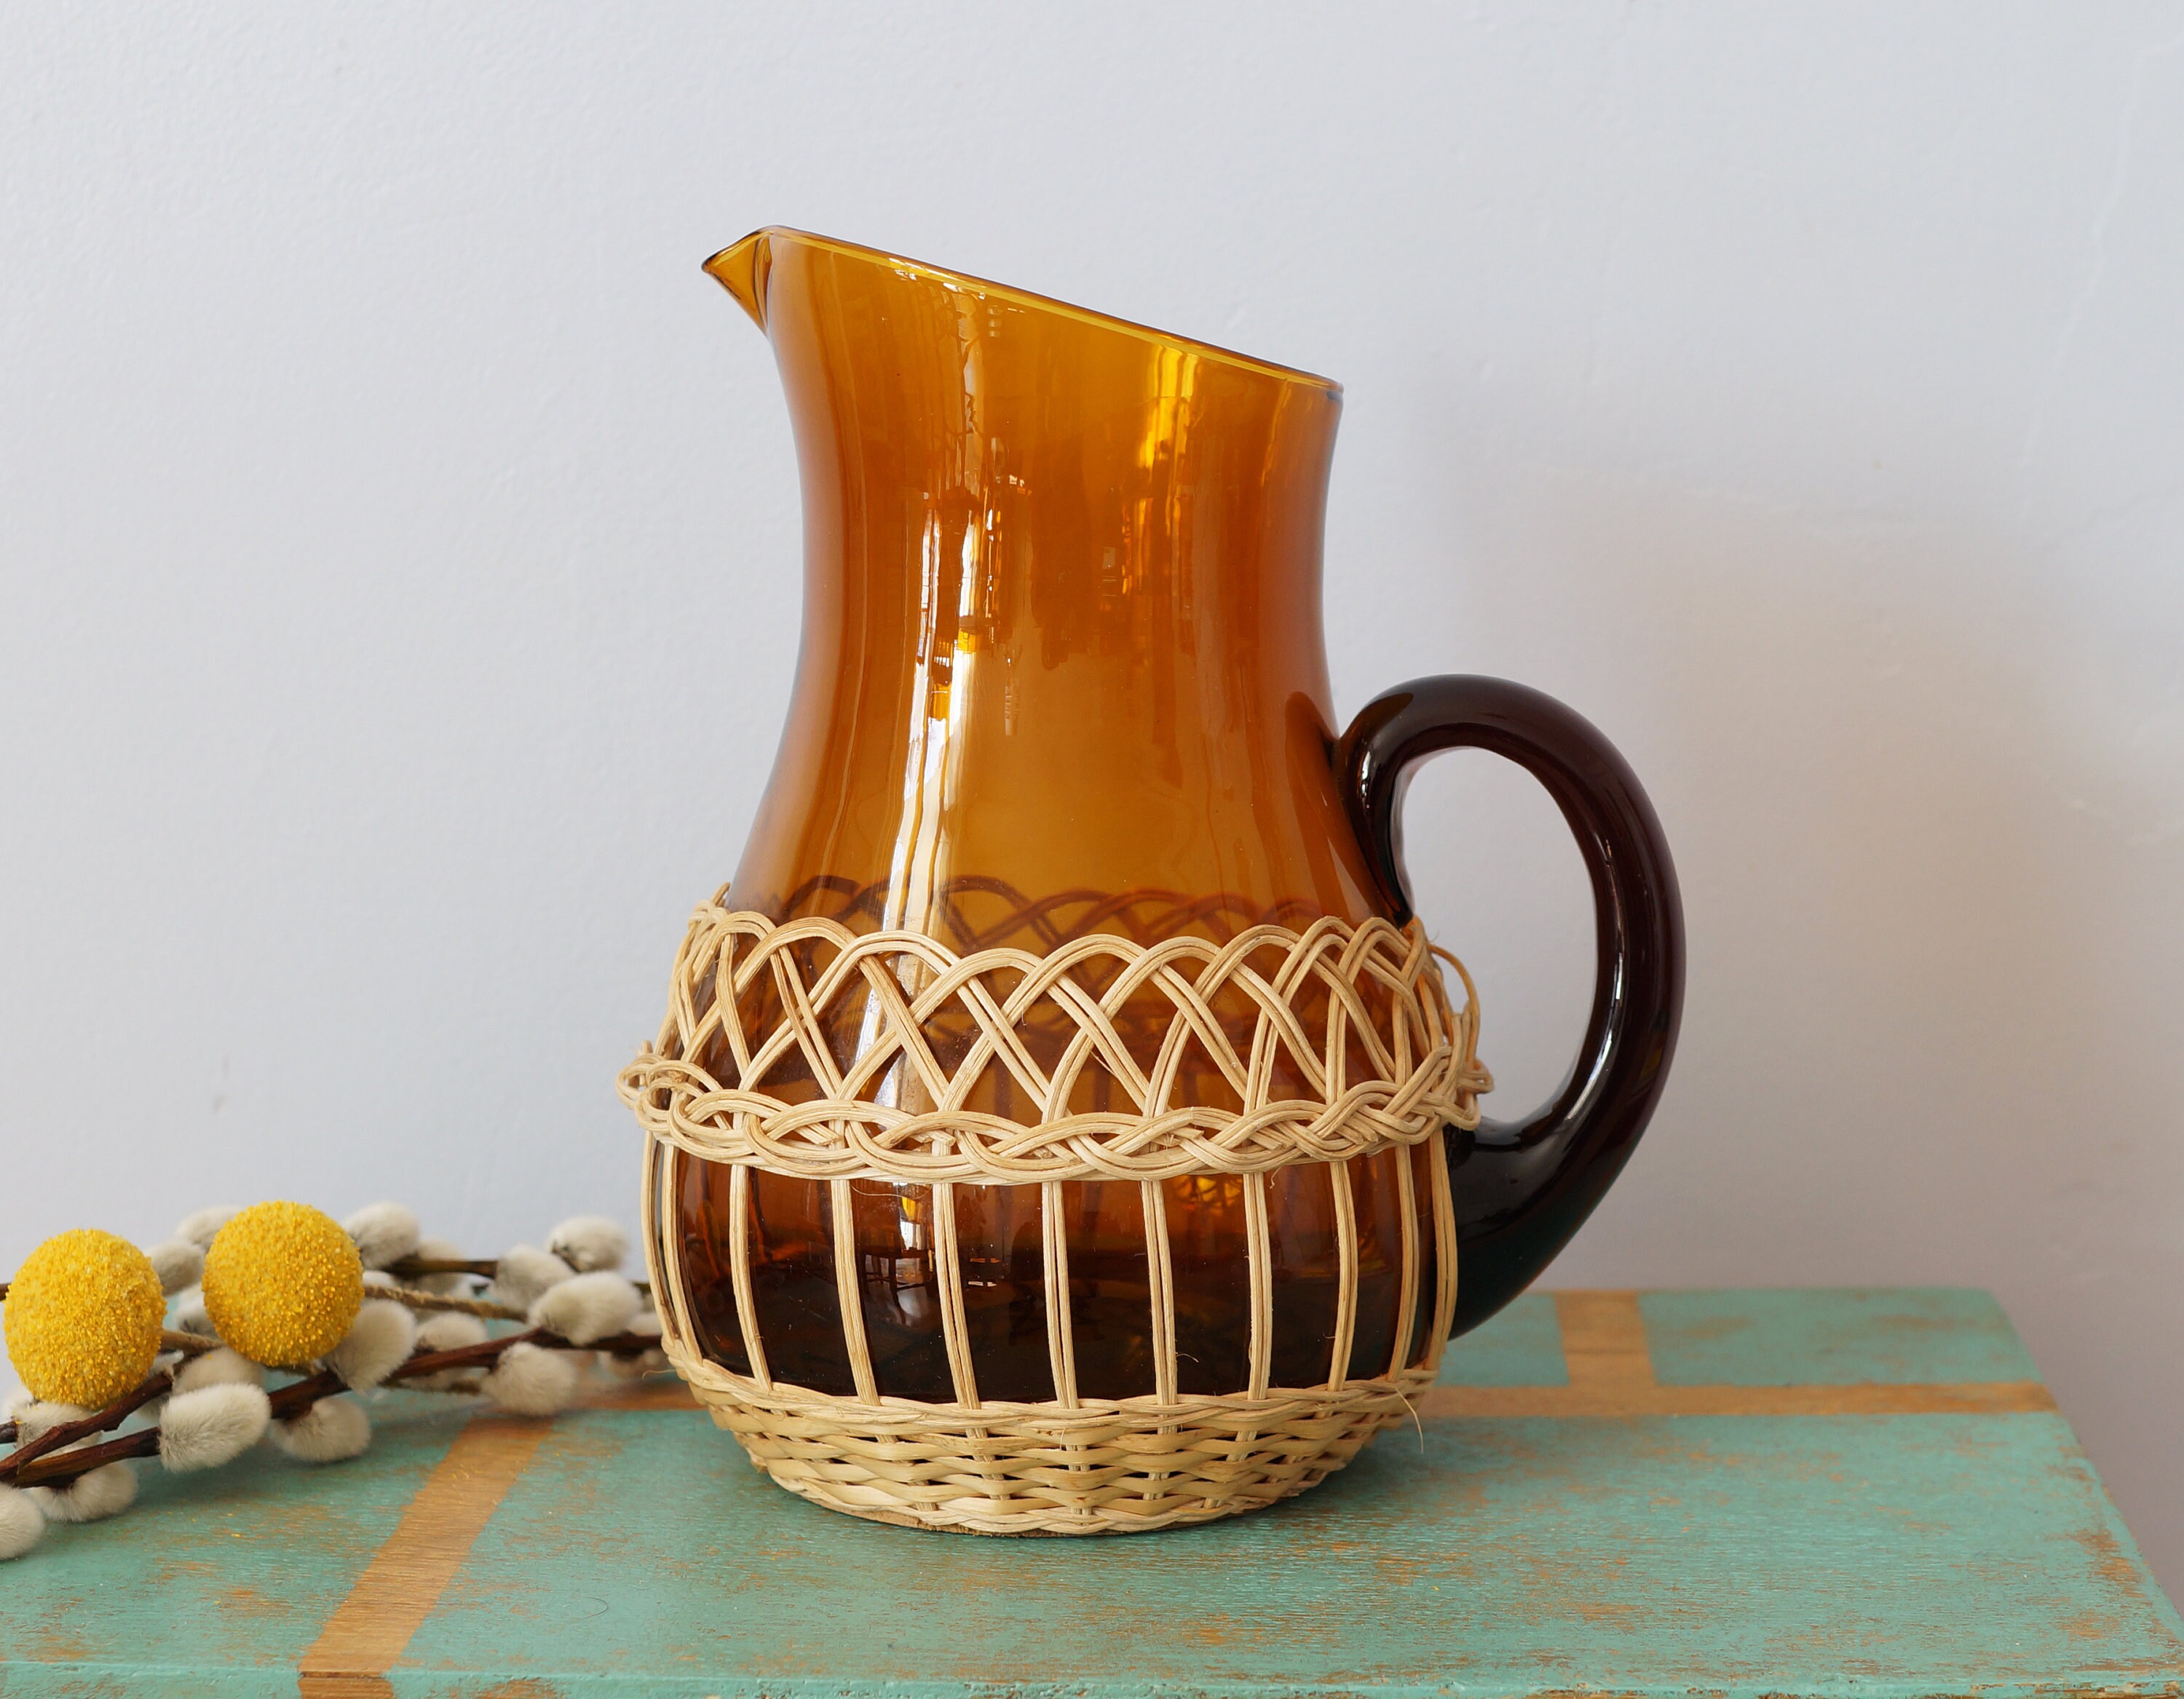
top-left (265, 1368), bottom-right (345, 1422)
top-left (162, 1328), bottom-right (221, 1356)
top-left (386, 1327), bottom-right (545, 1382)
top-left (9, 1425), bottom-right (162, 1485)
top-left (0, 1369), bottom-right (173, 1482)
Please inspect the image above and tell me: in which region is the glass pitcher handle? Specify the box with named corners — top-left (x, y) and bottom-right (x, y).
top-left (1335, 676), bottom-right (1685, 1336)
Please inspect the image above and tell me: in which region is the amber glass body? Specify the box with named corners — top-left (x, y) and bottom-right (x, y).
top-left (716, 229), bottom-right (1382, 927)
top-left (673, 229), bottom-right (1433, 1401)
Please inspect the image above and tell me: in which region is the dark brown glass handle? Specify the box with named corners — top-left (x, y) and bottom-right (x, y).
top-left (1336, 676), bottom-right (1685, 1336)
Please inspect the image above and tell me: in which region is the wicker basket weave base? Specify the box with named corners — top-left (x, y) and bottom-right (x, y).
top-left (684, 1363), bottom-right (1439, 1536)
top-left (624, 903), bottom-right (1483, 1536)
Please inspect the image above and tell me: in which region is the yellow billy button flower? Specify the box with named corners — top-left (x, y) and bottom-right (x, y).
top-left (3, 1229), bottom-right (166, 1408)
top-left (202, 1202), bottom-right (364, 1369)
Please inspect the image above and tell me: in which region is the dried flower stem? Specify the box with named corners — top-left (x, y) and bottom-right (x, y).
top-left (373, 1259), bottom-right (652, 1302)
top-left (366, 1286), bottom-right (527, 1322)
top-left (381, 1254), bottom-right (499, 1280)
top-left (389, 1249), bottom-right (502, 1275)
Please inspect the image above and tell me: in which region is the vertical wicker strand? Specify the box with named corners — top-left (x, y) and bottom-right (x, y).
top-left (1425, 1136), bottom-right (1460, 1364)
top-left (1143, 1179), bottom-right (1178, 1405)
top-left (932, 1182), bottom-right (980, 1408)
top-left (1387, 1147), bottom-right (1420, 1379)
top-left (1142, 1177), bottom-right (1180, 1521)
top-left (930, 1179), bottom-right (994, 1517)
top-left (1225, 1167), bottom-right (1275, 1503)
top-left (656, 1150), bottom-right (703, 1374)
top-left (1040, 1180), bottom-right (1085, 1528)
top-left (727, 1162), bottom-right (770, 1390)
top-left (831, 1179), bottom-right (879, 1404)
top-left (1042, 1181), bottom-right (1078, 1407)
top-left (1244, 1171), bottom-right (1273, 1400)
top-left (1326, 1159), bottom-right (1359, 1391)
top-left (640, 1136), bottom-right (681, 1354)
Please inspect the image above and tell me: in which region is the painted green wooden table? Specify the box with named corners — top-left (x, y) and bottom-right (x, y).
top-left (2, 1288), bottom-right (2177, 1698)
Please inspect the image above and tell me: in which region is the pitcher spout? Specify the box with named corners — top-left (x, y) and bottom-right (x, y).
top-left (704, 229), bottom-right (773, 330)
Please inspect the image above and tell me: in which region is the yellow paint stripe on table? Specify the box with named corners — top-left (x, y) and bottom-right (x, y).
top-left (297, 1417), bottom-right (551, 1696)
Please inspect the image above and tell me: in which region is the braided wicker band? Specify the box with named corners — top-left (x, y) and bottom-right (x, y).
top-left (620, 906), bottom-right (1487, 1183)
top-left (623, 901), bottom-right (1484, 1535)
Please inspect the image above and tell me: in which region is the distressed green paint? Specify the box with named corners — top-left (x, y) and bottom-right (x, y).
top-left (0, 1671), bottom-right (288, 1699)
top-left (392, 1405), bottom-right (2184, 1698)
top-left (1436, 1288), bottom-right (1567, 1386)
top-left (0, 1398), bottom-right (470, 1699)
top-left (1643, 1285), bottom-right (2038, 1386)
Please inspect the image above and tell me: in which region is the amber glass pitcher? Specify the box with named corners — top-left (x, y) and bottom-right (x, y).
top-left (622, 229), bottom-right (1683, 1535)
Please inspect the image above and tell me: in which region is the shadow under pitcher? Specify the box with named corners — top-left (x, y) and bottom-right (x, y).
top-left (619, 229), bottom-right (1685, 1535)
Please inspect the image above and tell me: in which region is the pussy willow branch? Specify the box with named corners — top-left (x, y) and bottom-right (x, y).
top-left (0, 1275), bottom-right (646, 1328)
top-left (0, 1271), bottom-right (648, 1307)
top-left (0, 1369), bottom-right (174, 1482)
top-left (1, 1272), bottom-right (653, 1481)
top-left (7, 1327), bottom-right (664, 1490)
top-left (0, 1331), bottom-right (229, 1478)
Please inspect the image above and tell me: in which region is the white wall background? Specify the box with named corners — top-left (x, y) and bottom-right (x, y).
top-left (4, 2), bottom-right (2180, 1587)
